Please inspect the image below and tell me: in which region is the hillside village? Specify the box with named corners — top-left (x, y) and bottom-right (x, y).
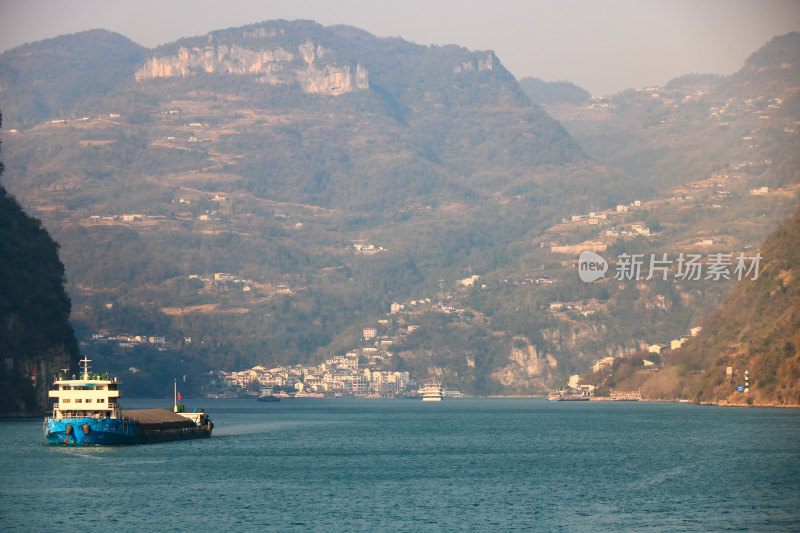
top-left (214, 353), bottom-right (413, 398)
top-left (209, 296), bottom-right (468, 398)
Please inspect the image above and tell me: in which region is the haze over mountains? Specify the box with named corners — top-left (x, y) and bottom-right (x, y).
top-left (0, 21), bottom-right (797, 401)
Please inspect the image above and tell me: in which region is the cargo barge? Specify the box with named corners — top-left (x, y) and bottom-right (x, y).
top-left (44, 358), bottom-right (212, 446)
top-left (548, 391), bottom-right (590, 401)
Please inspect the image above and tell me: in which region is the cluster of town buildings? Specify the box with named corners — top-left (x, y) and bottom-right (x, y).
top-left (352, 240), bottom-right (386, 254)
top-left (564, 200), bottom-right (642, 226)
top-left (216, 350), bottom-right (413, 397)
top-left (589, 326), bottom-right (703, 376)
top-left (89, 332), bottom-right (173, 350)
top-left (86, 213), bottom-right (167, 223)
top-left (188, 272), bottom-right (255, 292)
top-left (82, 195), bottom-right (227, 226)
top-left (215, 296), bottom-right (471, 398)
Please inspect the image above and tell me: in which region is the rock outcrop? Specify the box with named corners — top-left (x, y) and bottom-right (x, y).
top-left (135, 40), bottom-right (369, 95)
top-left (492, 337), bottom-right (554, 391)
top-left (453, 51), bottom-right (497, 73)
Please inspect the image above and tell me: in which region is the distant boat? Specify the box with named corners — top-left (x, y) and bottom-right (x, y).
top-left (548, 391), bottom-right (589, 401)
top-left (257, 395), bottom-right (280, 402)
top-left (565, 393), bottom-right (590, 401)
top-left (557, 394), bottom-right (589, 401)
top-left (420, 381), bottom-right (443, 402)
top-left (204, 392), bottom-right (238, 399)
top-left (293, 391), bottom-right (324, 399)
top-left (256, 387), bottom-right (280, 402)
top-left (613, 392), bottom-right (641, 401)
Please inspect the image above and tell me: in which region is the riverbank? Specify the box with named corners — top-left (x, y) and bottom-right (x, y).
top-left (588, 396), bottom-right (800, 408)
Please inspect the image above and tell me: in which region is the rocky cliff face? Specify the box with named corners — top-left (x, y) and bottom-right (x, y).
top-left (453, 51), bottom-right (497, 73)
top-left (491, 337), bottom-right (556, 391)
top-left (0, 118), bottom-right (79, 415)
top-left (0, 182), bottom-right (78, 415)
top-left (135, 39), bottom-right (369, 95)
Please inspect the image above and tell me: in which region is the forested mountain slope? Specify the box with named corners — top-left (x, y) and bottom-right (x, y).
top-left (662, 207), bottom-right (800, 406)
top-left (0, 113), bottom-right (78, 414)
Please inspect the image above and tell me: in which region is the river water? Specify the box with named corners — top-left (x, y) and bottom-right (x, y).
top-left (1, 398), bottom-right (798, 531)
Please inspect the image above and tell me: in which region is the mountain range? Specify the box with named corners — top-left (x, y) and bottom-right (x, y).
top-left (0, 22), bottom-right (797, 400)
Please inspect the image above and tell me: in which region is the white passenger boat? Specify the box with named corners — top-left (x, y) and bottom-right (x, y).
top-left (420, 381), bottom-right (443, 401)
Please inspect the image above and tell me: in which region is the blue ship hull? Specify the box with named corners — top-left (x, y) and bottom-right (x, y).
top-left (44, 417), bottom-right (212, 446)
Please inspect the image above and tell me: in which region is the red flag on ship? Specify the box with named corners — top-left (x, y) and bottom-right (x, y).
top-left (177, 392), bottom-right (182, 402)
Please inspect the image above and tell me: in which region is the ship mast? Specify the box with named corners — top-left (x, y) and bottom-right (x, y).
top-left (80, 357), bottom-right (91, 380)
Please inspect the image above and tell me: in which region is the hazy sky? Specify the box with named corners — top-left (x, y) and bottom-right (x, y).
top-left (1, 0), bottom-right (798, 95)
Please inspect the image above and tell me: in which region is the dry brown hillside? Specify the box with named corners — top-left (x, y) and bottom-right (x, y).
top-left (649, 207), bottom-right (800, 406)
